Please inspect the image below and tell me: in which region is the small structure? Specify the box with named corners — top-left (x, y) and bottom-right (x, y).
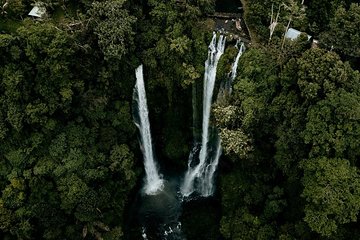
top-left (285, 28), bottom-right (311, 41)
top-left (28, 2), bottom-right (46, 18)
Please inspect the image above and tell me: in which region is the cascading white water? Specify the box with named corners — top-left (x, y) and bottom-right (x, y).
top-left (203, 40), bottom-right (246, 196)
top-left (181, 33), bottom-right (226, 197)
top-left (134, 39), bottom-right (245, 239)
top-left (182, 38), bottom-right (246, 197)
top-left (134, 65), bottom-right (164, 195)
top-left (200, 138), bottom-right (222, 197)
top-left (228, 40), bottom-right (245, 92)
top-left (217, 40), bottom-right (246, 106)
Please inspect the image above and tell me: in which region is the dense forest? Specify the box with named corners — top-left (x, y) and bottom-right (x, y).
top-left (0, 0), bottom-right (360, 239)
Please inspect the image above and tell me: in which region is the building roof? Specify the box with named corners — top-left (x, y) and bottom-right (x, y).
top-left (28, 3), bottom-right (46, 18)
top-left (285, 28), bottom-right (311, 41)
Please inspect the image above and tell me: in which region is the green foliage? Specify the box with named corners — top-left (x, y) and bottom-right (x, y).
top-left (213, 105), bottom-right (241, 128)
top-left (319, 3), bottom-right (360, 57)
top-left (245, 0), bottom-right (308, 42)
top-left (304, 90), bottom-right (360, 158)
top-left (1, 0), bottom-right (26, 19)
top-left (301, 157), bottom-right (360, 236)
top-left (90, 0), bottom-right (136, 60)
top-left (0, 11), bottom-right (138, 238)
top-left (218, 41), bottom-right (360, 239)
top-left (1, 0), bottom-right (359, 239)
top-left (181, 62), bottom-right (201, 87)
top-left (219, 128), bottom-right (252, 159)
top-left (306, 0), bottom-right (348, 34)
top-left (138, 0), bottom-right (210, 94)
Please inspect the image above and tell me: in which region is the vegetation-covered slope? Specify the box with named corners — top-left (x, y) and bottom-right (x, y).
top-left (1, 0), bottom-right (360, 239)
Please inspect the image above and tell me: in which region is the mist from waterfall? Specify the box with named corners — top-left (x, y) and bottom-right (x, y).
top-left (133, 65), bottom-right (164, 195)
top-left (181, 33), bottom-right (226, 197)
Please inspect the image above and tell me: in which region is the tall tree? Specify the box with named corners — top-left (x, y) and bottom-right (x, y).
top-left (319, 3), bottom-right (360, 57)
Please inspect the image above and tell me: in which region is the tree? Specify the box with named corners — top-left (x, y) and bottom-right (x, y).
top-left (1, 0), bottom-right (26, 19)
top-left (0, 13), bottom-right (139, 239)
top-left (90, 0), bottom-right (136, 60)
top-left (218, 44), bottom-right (360, 239)
top-left (306, 0), bottom-right (345, 34)
top-left (320, 3), bottom-right (360, 57)
top-left (301, 157), bottom-right (360, 236)
top-left (245, 0), bottom-right (308, 42)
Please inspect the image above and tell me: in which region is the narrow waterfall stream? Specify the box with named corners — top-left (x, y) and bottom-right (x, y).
top-left (228, 40), bottom-right (246, 93)
top-left (133, 65), bottom-right (164, 195)
top-left (216, 40), bottom-right (246, 107)
top-left (130, 36), bottom-right (246, 240)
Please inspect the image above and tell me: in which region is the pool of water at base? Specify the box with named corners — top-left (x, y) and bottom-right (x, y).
top-left (124, 175), bottom-right (222, 240)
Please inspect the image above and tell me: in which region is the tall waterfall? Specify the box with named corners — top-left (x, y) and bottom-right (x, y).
top-left (182, 38), bottom-right (246, 197)
top-left (133, 65), bottom-right (164, 195)
top-left (200, 40), bottom-right (245, 197)
top-left (181, 33), bottom-right (226, 197)
top-left (203, 40), bottom-right (246, 195)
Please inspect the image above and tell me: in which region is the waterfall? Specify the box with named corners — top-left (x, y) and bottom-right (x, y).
top-left (133, 65), bottom-right (164, 195)
top-left (200, 137), bottom-right (222, 197)
top-left (134, 38), bottom-right (246, 239)
top-left (182, 38), bottom-right (246, 198)
top-left (228, 40), bottom-right (245, 93)
top-left (181, 33), bottom-right (226, 197)
top-left (203, 40), bottom-right (245, 195)
top-left (217, 40), bottom-right (246, 104)
top-left (199, 42), bottom-right (245, 197)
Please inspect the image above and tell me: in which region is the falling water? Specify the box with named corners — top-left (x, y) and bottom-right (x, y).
top-left (228, 40), bottom-right (246, 93)
top-left (217, 40), bottom-right (246, 103)
top-left (134, 65), bottom-right (164, 195)
top-left (200, 137), bottom-right (222, 197)
top-left (181, 33), bottom-right (226, 197)
top-left (131, 39), bottom-right (246, 239)
top-left (204, 40), bottom-right (245, 195)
